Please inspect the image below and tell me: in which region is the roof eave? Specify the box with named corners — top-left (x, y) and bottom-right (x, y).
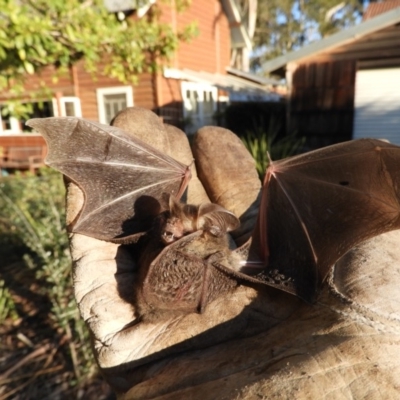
top-left (261, 6), bottom-right (400, 75)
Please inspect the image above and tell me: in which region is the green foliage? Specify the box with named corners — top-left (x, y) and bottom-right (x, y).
top-left (253, 0), bottom-right (365, 66)
top-left (0, 0), bottom-right (196, 115)
top-left (241, 119), bottom-right (305, 180)
top-left (0, 169), bottom-right (95, 382)
top-left (0, 279), bottom-right (19, 322)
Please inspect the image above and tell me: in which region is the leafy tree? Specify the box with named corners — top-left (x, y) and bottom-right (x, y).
top-left (252, 0), bottom-right (369, 68)
top-left (0, 0), bottom-right (196, 110)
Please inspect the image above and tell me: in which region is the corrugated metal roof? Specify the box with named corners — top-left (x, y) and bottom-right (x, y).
top-left (262, 6), bottom-right (400, 75)
top-left (363, 0), bottom-right (400, 20)
top-left (163, 68), bottom-right (282, 101)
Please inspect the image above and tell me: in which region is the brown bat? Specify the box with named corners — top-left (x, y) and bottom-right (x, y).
top-left (135, 195), bottom-right (243, 321)
top-left (27, 117), bottom-right (400, 316)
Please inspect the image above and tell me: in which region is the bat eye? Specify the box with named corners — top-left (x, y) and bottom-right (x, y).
top-left (339, 181), bottom-right (349, 186)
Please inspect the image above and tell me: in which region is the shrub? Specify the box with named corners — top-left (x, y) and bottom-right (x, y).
top-left (241, 118), bottom-right (305, 180)
top-left (0, 169), bottom-right (96, 394)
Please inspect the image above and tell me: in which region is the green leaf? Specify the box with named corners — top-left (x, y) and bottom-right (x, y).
top-left (18, 47), bottom-right (26, 60)
top-left (23, 60), bottom-right (35, 74)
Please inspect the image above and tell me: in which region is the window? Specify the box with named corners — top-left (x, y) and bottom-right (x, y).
top-left (0, 106), bottom-right (20, 133)
top-left (0, 98), bottom-right (82, 134)
top-left (54, 97), bottom-right (82, 117)
top-left (96, 86), bottom-right (134, 124)
top-left (181, 82), bottom-right (217, 134)
top-left (0, 101), bottom-right (55, 134)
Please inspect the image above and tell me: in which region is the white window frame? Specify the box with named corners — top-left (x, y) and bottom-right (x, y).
top-left (96, 86), bottom-right (134, 124)
top-left (52, 96), bottom-right (82, 117)
top-left (181, 82), bottom-right (218, 133)
top-left (0, 110), bottom-right (20, 134)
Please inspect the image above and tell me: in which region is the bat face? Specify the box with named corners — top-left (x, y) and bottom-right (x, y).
top-left (27, 116), bottom-right (400, 314)
top-left (159, 214), bottom-right (186, 244)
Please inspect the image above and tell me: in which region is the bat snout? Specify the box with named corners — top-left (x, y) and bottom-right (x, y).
top-left (160, 219), bottom-right (185, 244)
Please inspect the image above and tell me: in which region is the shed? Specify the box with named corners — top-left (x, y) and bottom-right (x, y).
top-left (262, 5), bottom-right (400, 148)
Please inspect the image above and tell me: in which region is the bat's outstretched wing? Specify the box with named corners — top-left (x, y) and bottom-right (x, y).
top-left (253, 139), bottom-right (400, 302)
top-left (27, 117), bottom-right (191, 241)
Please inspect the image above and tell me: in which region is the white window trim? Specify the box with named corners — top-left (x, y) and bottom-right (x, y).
top-left (181, 81), bottom-right (218, 130)
top-left (52, 97), bottom-right (82, 117)
top-left (61, 96), bottom-right (82, 117)
top-left (96, 86), bottom-right (134, 124)
top-left (0, 106), bottom-right (20, 134)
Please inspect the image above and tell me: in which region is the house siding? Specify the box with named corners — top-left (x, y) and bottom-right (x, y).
top-left (353, 67), bottom-right (400, 145)
top-left (363, 0), bottom-right (400, 20)
top-left (0, 66), bottom-right (75, 102)
top-left (289, 60), bottom-right (356, 148)
top-left (157, 0), bottom-right (231, 127)
top-left (160, 0), bottom-right (230, 74)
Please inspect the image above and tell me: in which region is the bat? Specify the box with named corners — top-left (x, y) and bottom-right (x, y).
top-left (135, 195), bottom-right (242, 321)
top-left (26, 117), bottom-right (400, 317)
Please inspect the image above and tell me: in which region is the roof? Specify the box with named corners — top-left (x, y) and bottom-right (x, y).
top-left (163, 68), bottom-right (283, 102)
top-left (262, 6), bottom-right (400, 75)
top-left (363, 0), bottom-right (400, 20)
top-left (226, 67), bottom-right (281, 86)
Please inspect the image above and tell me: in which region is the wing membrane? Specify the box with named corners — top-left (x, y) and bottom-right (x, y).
top-left (255, 139), bottom-right (400, 302)
top-left (27, 117), bottom-right (191, 240)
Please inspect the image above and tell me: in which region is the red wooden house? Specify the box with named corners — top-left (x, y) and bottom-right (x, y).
top-left (0, 0), bottom-right (279, 140)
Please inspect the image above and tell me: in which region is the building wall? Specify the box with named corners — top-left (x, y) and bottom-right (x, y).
top-left (160, 0), bottom-right (230, 74)
top-left (157, 0), bottom-right (232, 127)
top-left (69, 62), bottom-right (149, 121)
top-left (288, 60), bottom-right (356, 149)
top-left (24, 66), bottom-right (76, 96)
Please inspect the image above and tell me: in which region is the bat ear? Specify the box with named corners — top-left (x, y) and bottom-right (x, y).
top-left (160, 193), bottom-right (182, 215)
top-left (168, 193), bottom-right (182, 215)
top-left (198, 204), bottom-right (240, 237)
top-left (165, 192), bottom-right (200, 221)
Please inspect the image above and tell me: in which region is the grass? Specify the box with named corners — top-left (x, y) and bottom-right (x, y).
top-left (0, 168), bottom-right (112, 399)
